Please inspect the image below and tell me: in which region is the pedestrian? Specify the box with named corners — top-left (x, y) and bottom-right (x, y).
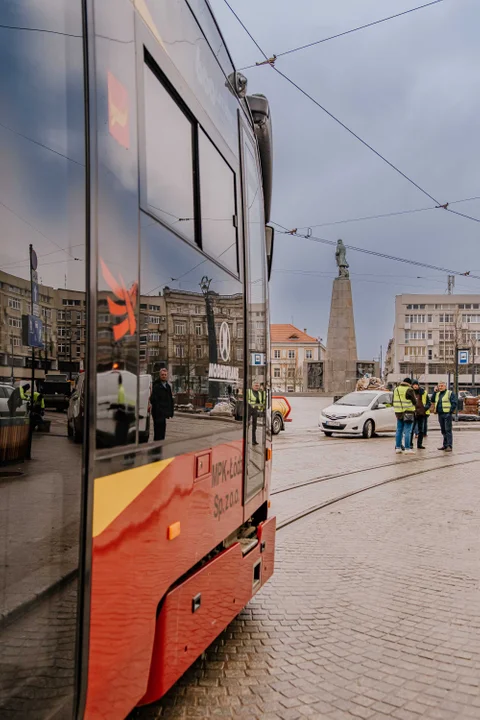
top-left (114, 374), bottom-right (130, 446)
top-left (393, 377), bottom-right (417, 454)
top-left (247, 381), bottom-right (265, 446)
top-left (410, 380), bottom-right (430, 450)
top-left (150, 368), bottom-right (174, 444)
top-left (431, 381), bottom-right (457, 452)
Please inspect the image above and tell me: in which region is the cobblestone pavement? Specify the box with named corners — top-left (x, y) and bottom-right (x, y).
top-left (132, 399), bottom-right (480, 720)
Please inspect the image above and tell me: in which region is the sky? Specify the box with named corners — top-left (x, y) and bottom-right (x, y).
top-left (210, 0), bottom-right (480, 359)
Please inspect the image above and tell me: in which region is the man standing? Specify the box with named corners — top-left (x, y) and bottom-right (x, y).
top-left (150, 368), bottom-right (174, 443)
top-left (247, 381), bottom-right (265, 446)
top-left (431, 381), bottom-right (457, 452)
top-left (393, 378), bottom-right (417, 454)
top-left (410, 380), bottom-right (430, 450)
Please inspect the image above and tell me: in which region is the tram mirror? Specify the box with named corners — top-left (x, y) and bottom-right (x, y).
top-left (265, 225), bottom-right (274, 281)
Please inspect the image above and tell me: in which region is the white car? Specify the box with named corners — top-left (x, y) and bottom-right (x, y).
top-left (319, 390), bottom-right (396, 438)
top-left (0, 383), bottom-right (28, 417)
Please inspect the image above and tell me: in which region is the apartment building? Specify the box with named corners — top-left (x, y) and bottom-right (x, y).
top-left (271, 324), bottom-right (325, 392)
top-left (386, 293), bottom-right (480, 390)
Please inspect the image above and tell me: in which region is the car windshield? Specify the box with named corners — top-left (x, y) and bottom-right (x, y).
top-left (334, 392), bottom-right (377, 407)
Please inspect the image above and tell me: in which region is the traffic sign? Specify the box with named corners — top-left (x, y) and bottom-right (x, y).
top-left (22, 314), bottom-right (44, 348)
top-left (458, 349), bottom-right (469, 365)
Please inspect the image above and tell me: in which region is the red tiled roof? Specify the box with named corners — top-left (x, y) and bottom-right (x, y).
top-left (270, 324), bottom-right (318, 343)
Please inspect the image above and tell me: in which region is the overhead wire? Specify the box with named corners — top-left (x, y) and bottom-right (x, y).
top-left (288, 195), bottom-right (480, 231)
top-left (239, 0), bottom-right (445, 69)
top-left (278, 228), bottom-right (480, 280)
top-left (222, 0), bottom-right (480, 229)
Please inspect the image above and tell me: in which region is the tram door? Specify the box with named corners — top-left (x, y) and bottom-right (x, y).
top-left (243, 129), bottom-right (268, 501)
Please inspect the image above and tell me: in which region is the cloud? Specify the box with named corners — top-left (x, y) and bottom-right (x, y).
top-left (210, 0), bottom-right (480, 356)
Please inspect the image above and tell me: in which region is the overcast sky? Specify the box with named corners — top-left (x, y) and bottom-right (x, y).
top-left (210, 0), bottom-right (480, 359)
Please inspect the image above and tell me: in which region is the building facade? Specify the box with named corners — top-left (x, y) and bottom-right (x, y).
top-left (386, 293), bottom-right (480, 390)
top-left (271, 324), bottom-right (325, 392)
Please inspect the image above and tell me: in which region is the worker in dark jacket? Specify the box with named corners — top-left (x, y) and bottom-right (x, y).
top-left (410, 380), bottom-right (431, 450)
top-left (150, 368), bottom-right (174, 442)
top-left (431, 381), bottom-right (457, 452)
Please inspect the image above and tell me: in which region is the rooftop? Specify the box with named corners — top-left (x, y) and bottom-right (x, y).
top-left (271, 324), bottom-right (319, 344)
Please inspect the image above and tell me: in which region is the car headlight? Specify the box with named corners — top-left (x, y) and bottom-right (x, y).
top-left (346, 411), bottom-right (364, 418)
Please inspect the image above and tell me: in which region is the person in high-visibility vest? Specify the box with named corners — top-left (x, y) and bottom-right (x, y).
top-left (247, 381), bottom-right (265, 446)
top-left (24, 386), bottom-right (45, 431)
top-left (431, 381), bottom-right (457, 452)
top-left (410, 380), bottom-right (431, 450)
top-left (114, 373), bottom-right (131, 446)
top-left (393, 378), bottom-right (417, 454)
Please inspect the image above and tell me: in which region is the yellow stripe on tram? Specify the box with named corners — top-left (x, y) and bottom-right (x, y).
top-left (93, 458), bottom-right (174, 538)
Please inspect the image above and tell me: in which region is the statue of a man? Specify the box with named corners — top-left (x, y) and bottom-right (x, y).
top-left (335, 239), bottom-right (349, 277)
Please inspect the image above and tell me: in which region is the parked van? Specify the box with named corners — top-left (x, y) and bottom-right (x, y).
top-left (68, 370), bottom-right (151, 446)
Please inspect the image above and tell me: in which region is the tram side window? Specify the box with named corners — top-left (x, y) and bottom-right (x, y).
top-left (143, 63), bottom-right (195, 243)
top-left (198, 129), bottom-right (238, 274)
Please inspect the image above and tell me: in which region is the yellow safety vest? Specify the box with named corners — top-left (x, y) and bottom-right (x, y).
top-left (422, 391), bottom-right (430, 416)
top-left (393, 385), bottom-right (416, 413)
top-left (247, 389), bottom-right (265, 410)
top-left (118, 384), bottom-right (126, 406)
top-left (433, 390), bottom-right (452, 413)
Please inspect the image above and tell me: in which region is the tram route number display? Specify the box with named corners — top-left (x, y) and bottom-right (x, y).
top-left (212, 454), bottom-right (242, 520)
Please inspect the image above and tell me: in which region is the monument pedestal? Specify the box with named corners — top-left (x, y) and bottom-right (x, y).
top-left (324, 276), bottom-right (358, 395)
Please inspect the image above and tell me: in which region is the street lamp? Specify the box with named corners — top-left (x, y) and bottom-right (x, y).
top-left (200, 276), bottom-right (218, 401)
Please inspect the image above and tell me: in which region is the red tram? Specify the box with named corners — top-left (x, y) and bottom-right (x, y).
top-left (0, 1), bottom-right (275, 718)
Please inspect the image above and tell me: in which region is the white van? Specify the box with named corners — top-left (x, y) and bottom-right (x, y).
top-left (68, 370), bottom-right (151, 447)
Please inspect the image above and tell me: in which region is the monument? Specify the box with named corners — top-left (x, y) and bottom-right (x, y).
top-left (324, 240), bottom-right (358, 395)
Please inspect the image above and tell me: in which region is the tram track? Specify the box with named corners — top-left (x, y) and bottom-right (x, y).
top-left (271, 449), bottom-right (480, 496)
top-left (276, 454), bottom-right (480, 531)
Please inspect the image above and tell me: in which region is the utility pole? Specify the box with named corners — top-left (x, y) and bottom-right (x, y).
top-left (447, 275), bottom-right (455, 294)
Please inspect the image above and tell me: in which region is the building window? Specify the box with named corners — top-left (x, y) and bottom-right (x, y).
top-left (174, 322), bottom-right (186, 335)
top-left (139, 349), bottom-right (147, 361)
top-left (236, 347), bottom-right (243, 361)
top-left (440, 314), bottom-right (455, 323)
top-left (273, 367), bottom-right (280, 378)
top-left (149, 315), bottom-right (160, 324)
top-left (148, 332), bottom-right (160, 342)
top-left (237, 325), bottom-right (243, 339)
top-left (148, 304), bottom-right (159, 311)
top-left (405, 314), bottom-right (426, 323)
top-left (140, 334), bottom-right (147, 345)
top-left (288, 350), bottom-right (296, 359)
top-left (175, 344), bottom-right (185, 358)
top-left (8, 298), bottom-right (21, 310)
top-left (196, 345), bottom-right (203, 358)
top-left (149, 347), bottom-right (160, 357)
top-left (199, 129), bottom-right (237, 274)
top-left (8, 318), bottom-right (22, 328)
top-left (428, 349), bottom-right (433, 360)
top-left (57, 344), bottom-right (67, 354)
top-left (195, 323), bottom-right (203, 336)
top-left (143, 62), bottom-right (195, 242)
top-left (462, 314), bottom-right (480, 323)
top-left (57, 310), bottom-right (65, 321)
top-left (194, 305), bottom-right (202, 314)
top-left (306, 350), bottom-right (313, 359)
top-left (274, 349), bottom-right (281, 359)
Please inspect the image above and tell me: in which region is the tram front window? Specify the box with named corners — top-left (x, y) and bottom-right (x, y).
top-left (0, 2), bottom-right (86, 717)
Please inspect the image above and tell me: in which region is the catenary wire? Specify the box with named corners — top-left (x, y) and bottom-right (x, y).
top-left (291, 195), bottom-right (480, 231)
top-left (221, 0), bottom-right (442, 207)
top-left (278, 229), bottom-right (480, 280)
top-left (239, 0), bottom-right (445, 69)
top-left (222, 0), bottom-right (480, 226)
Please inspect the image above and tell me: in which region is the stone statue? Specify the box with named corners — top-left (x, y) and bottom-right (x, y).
top-left (335, 239), bottom-right (349, 278)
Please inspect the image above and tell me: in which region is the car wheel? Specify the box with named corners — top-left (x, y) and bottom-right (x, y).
top-left (272, 413), bottom-right (283, 435)
top-left (323, 431), bottom-right (333, 437)
top-left (362, 420), bottom-right (374, 439)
